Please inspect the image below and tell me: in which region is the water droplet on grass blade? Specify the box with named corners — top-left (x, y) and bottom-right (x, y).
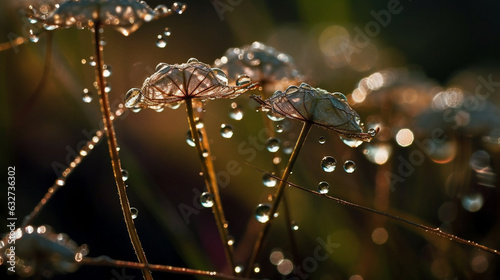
top-left (130, 207), bottom-right (138, 219)
top-left (319, 136), bottom-right (326, 144)
top-left (121, 169), bottom-right (129, 181)
top-left (340, 136), bottom-right (363, 148)
top-left (343, 160), bottom-right (356, 173)
top-left (255, 204), bottom-right (272, 223)
top-left (200, 192), bottom-right (214, 208)
top-left (318, 181), bottom-right (330, 194)
top-left (291, 220), bottom-right (299, 230)
top-left (267, 111), bottom-right (285, 121)
top-left (236, 75), bottom-right (252, 86)
top-left (220, 124), bottom-right (234, 138)
top-left (321, 156), bottom-right (337, 172)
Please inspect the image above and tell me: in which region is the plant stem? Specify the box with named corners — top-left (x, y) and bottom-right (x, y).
top-left (82, 256), bottom-right (250, 280)
top-left (246, 121), bottom-right (312, 277)
top-left (185, 98), bottom-right (235, 274)
top-left (92, 22), bottom-right (152, 280)
top-left (263, 170), bottom-right (500, 257)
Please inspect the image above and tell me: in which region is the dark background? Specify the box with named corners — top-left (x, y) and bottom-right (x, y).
top-left (1, 0), bottom-right (500, 279)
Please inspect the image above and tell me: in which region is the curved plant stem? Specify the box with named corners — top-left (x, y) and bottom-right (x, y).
top-left (81, 256), bottom-right (250, 280)
top-left (246, 121), bottom-right (312, 277)
top-left (259, 170), bottom-right (500, 257)
top-left (92, 22), bottom-right (152, 280)
top-left (185, 98), bottom-right (235, 274)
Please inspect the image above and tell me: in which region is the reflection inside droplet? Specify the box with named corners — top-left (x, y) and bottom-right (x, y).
top-left (321, 156), bottom-right (337, 172)
top-left (255, 204), bottom-right (272, 223)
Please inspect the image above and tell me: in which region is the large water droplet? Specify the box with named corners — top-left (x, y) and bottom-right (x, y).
top-left (236, 75), bottom-right (252, 86)
top-left (262, 173), bottom-right (277, 187)
top-left (82, 88), bottom-right (93, 103)
top-left (212, 68), bottom-right (228, 85)
top-left (200, 192), bottom-right (214, 208)
top-left (332, 92), bottom-right (347, 101)
top-left (318, 181), bottom-right (330, 194)
top-left (187, 57), bottom-right (199, 63)
top-left (340, 136), bottom-right (363, 148)
top-left (130, 207), bottom-right (138, 219)
top-left (121, 169), bottom-right (129, 181)
top-left (343, 160), bottom-right (356, 173)
top-left (172, 2), bottom-right (187, 14)
top-left (103, 64), bottom-right (112, 77)
top-left (230, 103), bottom-right (244, 120)
top-left (267, 111), bottom-right (285, 122)
top-left (220, 124), bottom-right (234, 138)
top-left (321, 156), bottom-right (337, 172)
top-left (319, 136), bottom-right (326, 144)
top-left (266, 138), bottom-right (280, 152)
top-left (156, 35), bottom-right (167, 48)
top-left (255, 204), bottom-right (272, 223)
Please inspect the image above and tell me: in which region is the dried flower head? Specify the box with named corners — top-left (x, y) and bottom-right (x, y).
top-left (125, 58), bottom-right (259, 111)
top-left (252, 83), bottom-right (378, 141)
top-left (29, 0), bottom-right (185, 36)
top-left (0, 225), bottom-right (88, 277)
top-left (214, 41), bottom-right (304, 92)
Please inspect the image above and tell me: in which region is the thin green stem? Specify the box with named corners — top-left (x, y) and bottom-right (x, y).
top-left (246, 121), bottom-right (312, 277)
top-left (185, 99), bottom-right (235, 274)
top-left (92, 22), bottom-right (152, 280)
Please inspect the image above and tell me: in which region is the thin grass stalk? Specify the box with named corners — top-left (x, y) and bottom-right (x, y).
top-left (262, 170), bottom-right (500, 257)
top-left (92, 22), bottom-right (152, 280)
top-left (185, 98), bottom-right (235, 274)
top-left (246, 121), bottom-right (312, 277)
top-left (81, 256), bottom-right (250, 280)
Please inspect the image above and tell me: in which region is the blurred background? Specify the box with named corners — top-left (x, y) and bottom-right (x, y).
top-left (1, 0), bottom-right (500, 279)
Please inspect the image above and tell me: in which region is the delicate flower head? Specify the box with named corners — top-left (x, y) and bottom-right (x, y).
top-left (0, 225), bottom-right (87, 277)
top-left (214, 41), bottom-right (304, 92)
top-left (125, 58), bottom-right (259, 111)
top-left (29, 0), bottom-right (185, 36)
top-left (252, 83), bottom-right (378, 141)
